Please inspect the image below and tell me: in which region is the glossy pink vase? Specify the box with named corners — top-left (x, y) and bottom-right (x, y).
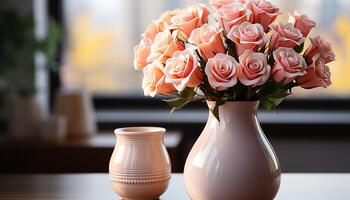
top-left (184, 101), bottom-right (281, 200)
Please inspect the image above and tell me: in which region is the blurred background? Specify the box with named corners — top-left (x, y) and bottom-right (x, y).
top-left (0, 0), bottom-right (349, 174)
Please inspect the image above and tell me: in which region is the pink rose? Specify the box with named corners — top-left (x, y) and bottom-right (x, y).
top-left (237, 49), bottom-right (271, 86)
top-left (170, 3), bottom-right (209, 39)
top-left (296, 58), bottom-right (331, 89)
top-left (304, 36), bottom-right (336, 64)
top-left (289, 12), bottom-right (316, 37)
top-left (205, 53), bottom-right (239, 90)
top-left (188, 24), bottom-right (225, 60)
top-left (133, 38), bottom-right (152, 70)
top-left (272, 47), bottom-right (307, 84)
top-left (142, 61), bottom-right (176, 97)
top-left (227, 22), bottom-right (268, 55)
top-left (214, 2), bottom-right (253, 33)
top-left (157, 9), bottom-right (180, 31)
top-left (164, 49), bottom-right (203, 91)
top-left (269, 23), bottom-right (305, 50)
top-left (148, 30), bottom-right (184, 63)
top-left (142, 9), bottom-right (180, 41)
top-left (143, 22), bottom-right (162, 41)
top-left (210, 0), bottom-right (246, 10)
top-left (248, 0), bottom-right (280, 31)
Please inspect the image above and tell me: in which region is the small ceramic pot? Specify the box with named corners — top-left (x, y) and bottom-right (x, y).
top-left (109, 127), bottom-right (171, 200)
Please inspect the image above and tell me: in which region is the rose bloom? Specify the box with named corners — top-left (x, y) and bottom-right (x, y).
top-left (227, 21), bottom-right (268, 56)
top-left (170, 3), bottom-right (209, 39)
top-left (304, 36), bottom-right (336, 64)
top-left (289, 12), bottom-right (316, 37)
top-left (296, 57), bottom-right (331, 89)
top-left (143, 9), bottom-right (180, 41)
top-left (248, 0), bottom-right (280, 31)
top-left (271, 47), bottom-right (307, 84)
top-left (209, 0), bottom-right (247, 10)
top-left (269, 23), bottom-right (305, 50)
top-left (142, 61), bottom-right (176, 97)
top-left (143, 22), bottom-right (162, 41)
top-left (205, 53), bottom-right (239, 91)
top-left (214, 2), bottom-right (253, 33)
top-left (148, 30), bottom-right (184, 64)
top-left (157, 9), bottom-right (180, 31)
top-left (188, 24), bottom-right (225, 60)
top-left (133, 38), bottom-right (152, 70)
top-left (164, 49), bottom-right (203, 91)
top-left (237, 49), bottom-right (271, 86)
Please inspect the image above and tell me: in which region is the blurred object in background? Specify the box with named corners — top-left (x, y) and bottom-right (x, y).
top-left (54, 89), bottom-right (96, 139)
top-left (39, 114), bottom-right (67, 144)
top-left (62, 0), bottom-right (350, 98)
top-left (0, 3), bottom-right (61, 142)
top-left (9, 95), bottom-right (43, 142)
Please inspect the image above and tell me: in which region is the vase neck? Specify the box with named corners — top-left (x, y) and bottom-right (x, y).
top-left (207, 101), bottom-right (259, 124)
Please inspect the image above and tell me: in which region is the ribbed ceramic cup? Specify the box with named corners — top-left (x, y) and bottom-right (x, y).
top-left (109, 127), bottom-right (171, 200)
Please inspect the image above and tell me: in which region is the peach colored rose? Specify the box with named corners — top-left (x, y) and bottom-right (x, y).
top-left (164, 49), bottom-right (203, 91)
top-left (133, 38), bottom-right (152, 70)
top-left (296, 57), bottom-right (331, 89)
top-left (248, 0), bottom-right (280, 31)
top-left (205, 53), bottom-right (239, 90)
top-left (142, 61), bottom-right (176, 97)
top-left (304, 36), bottom-right (336, 64)
top-left (289, 12), bottom-right (316, 37)
top-left (157, 9), bottom-right (180, 31)
top-left (148, 30), bottom-right (184, 64)
top-left (215, 2), bottom-right (253, 33)
top-left (269, 23), bottom-right (305, 50)
top-left (142, 9), bottom-right (180, 41)
top-left (170, 3), bottom-right (209, 39)
top-left (143, 22), bottom-right (162, 41)
top-left (188, 24), bottom-right (225, 60)
top-left (210, 0), bottom-right (246, 10)
top-left (237, 49), bottom-right (271, 86)
top-left (272, 47), bottom-right (307, 84)
top-left (227, 21), bottom-right (268, 55)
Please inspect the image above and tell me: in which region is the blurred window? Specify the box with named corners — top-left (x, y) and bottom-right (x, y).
top-left (62, 0), bottom-right (349, 98)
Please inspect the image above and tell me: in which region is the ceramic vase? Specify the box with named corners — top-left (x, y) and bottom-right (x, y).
top-left (9, 96), bottom-right (43, 142)
top-left (184, 101), bottom-right (281, 200)
top-left (109, 127), bottom-right (171, 200)
top-left (54, 89), bottom-right (96, 139)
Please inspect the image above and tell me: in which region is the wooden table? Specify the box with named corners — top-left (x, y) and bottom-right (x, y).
top-left (0, 173), bottom-right (349, 200)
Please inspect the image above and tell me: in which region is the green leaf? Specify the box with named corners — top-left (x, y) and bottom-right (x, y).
top-left (224, 36), bottom-right (237, 59)
top-left (267, 53), bottom-right (275, 66)
top-left (261, 96), bottom-right (284, 110)
top-left (164, 97), bottom-right (188, 109)
top-left (181, 87), bottom-right (196, 99)
top-left (211, 100), bottom-right (225, 122)
top-left (272, 90), bottom-right (290, 98)
top-left (164, 87), bottom-right (197, 113)
top-left (294, 42), bottom-right (305, 54)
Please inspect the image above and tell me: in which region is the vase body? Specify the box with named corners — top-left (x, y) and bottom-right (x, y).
top-left (184, 101), bottom-right (281, 200)
top-left (109, 127), bottom-right (171, 200)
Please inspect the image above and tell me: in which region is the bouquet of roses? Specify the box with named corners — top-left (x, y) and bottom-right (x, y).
top-left (133, 0), bottom-right (335, 120)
